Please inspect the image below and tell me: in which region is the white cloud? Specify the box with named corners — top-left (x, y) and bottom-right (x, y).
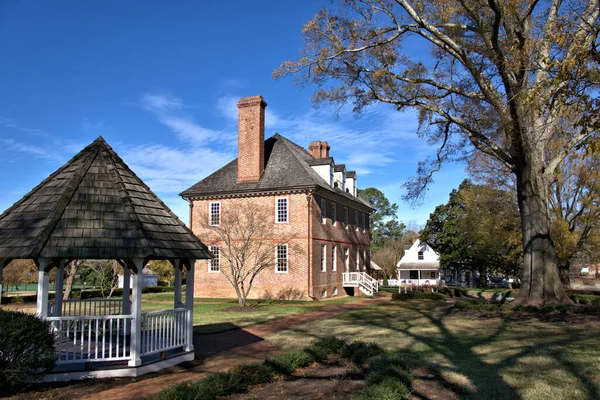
top-left (0, 138), bottom-right (66, 163)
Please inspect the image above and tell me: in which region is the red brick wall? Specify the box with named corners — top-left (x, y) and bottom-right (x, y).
top-left (236, 96), bottom-right (266, 184)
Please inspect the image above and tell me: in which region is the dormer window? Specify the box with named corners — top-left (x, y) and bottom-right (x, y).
top-left (418, 251), bottom-right (424, 260)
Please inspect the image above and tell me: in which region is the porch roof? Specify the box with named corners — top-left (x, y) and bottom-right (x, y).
top-left (0, 137), bottom-right (211, 261)
top-left (397, 262), bottom-right (440, 270)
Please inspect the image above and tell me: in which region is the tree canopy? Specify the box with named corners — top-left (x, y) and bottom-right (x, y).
top-left (420, 180), bottom-right (522, 280)
top-left (276, 0), bottom-right (600, 305)
top-left (358, 187), bottom-right (405, 249)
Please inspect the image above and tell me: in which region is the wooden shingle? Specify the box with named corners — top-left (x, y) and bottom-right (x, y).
top-left (0, 136), bottom-right (211, 261)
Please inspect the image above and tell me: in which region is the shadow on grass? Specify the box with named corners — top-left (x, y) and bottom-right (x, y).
top-left (278, 300), bottom-right (600, 399)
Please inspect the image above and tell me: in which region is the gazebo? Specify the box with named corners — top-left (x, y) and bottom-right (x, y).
top-left (0, 137), bottom-right (211, 380)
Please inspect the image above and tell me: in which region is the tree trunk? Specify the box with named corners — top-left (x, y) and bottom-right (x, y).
top-left (63, 261), bottom-right (78, 300)
top-left (513, 157), bottom-right (572, 305)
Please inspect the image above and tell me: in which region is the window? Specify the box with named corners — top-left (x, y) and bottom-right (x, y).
top-left (209, 245), bottom-right (220, 272)
top-left (209, 202), bottom-right (220, 226)
top-left (331, 202), bottom-right (337, 226)
top-left (275, 244), bottom-right (288, 273)
top-left (344, 207), bottom-right (348, 228)
top-left (431, 271), bottom-right (436, 278)
top-left (410, 270), bottom-right (419, 279)
top-left (332, 245), bottom-right (337, 272)
top-left (321, 244), bottom-right (327, 272)
top-left (332, 287), bottom-right (338, 297)
top-left (321, 289), bottom-right (327, 298)
top-left (276, 197), bottom-right (288, 223)
top-left (344, 248), bottom-right (349, 272)
top-left (356, 248), bottom-right (360, 270)
top-left (418, 251), bottom-right (424, 260)
top-left (355, 210), bottom-right (359, 231)
top-left (362, 213), bottom-right (366, 233)
top-left (320, 198), bottom-right (326, 224)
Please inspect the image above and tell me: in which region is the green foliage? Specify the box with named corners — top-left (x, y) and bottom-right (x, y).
top-left (383, 275), bottom-right (389, 286)
top-left (437, 287), bottom-right (469, 297)
top-left (0, 310), bottom-right (56, 392)
top-left (353, 377), bottom-right (411, 400)
top-left (392, 292), bottom-right (448, 301)
top-left (365, 352), bottom-right (412, 387)
top-left (341, 341), bottom-right (384, 365)
top-left (420, 180), bottom-right (522, 280)
top-left (306, 336), bottom-right (346, 361)
top-left (357, 188), bottom-right (405, 249)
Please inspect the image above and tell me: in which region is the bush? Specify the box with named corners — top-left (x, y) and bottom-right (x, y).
top-left (353, 377), bottom-right (411, 400)
top-left (366, 353), bottom-right (412, 388)
top-left (438, 287), bottom-right (469, 297)
top-left (383, 276), bottom-right (389, 286)
top-left (0, 310), bottom-right (56, 392)
top-left (341, 341), bottom-right (384, 365)
top-left (307, 336), bottom-right (346, 361)
top-left (265, 349), bottom-right (315, 374)
top-left (392, 292), bottom-right (447, 301)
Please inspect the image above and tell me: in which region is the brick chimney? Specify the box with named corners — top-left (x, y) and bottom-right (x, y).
top-left (237, 95), bottom-right (267, 183)
top-left (308, 141), bottom-right (330, 158)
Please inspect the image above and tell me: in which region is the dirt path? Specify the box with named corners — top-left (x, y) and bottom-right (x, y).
top-left (70, 296), bottom-right (389, 400)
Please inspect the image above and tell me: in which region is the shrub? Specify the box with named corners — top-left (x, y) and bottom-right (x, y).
top-left (341, 341), bottom-right (384, 365)
top-left (366, 353), bottom-right (412, 388)
top-left (392, 292), bottom-right (447, 301)
top-left (307, 336), bottom-right (346, 361)
top-left (353, 377), bottom-right (411, 400)
top-left (265, 349), bottom-right (315, 374)
top-left (383, 276), bottom-right (389, 286)
top-left (438, 287), bottom-right (468, 297)
top-left (0, 310), bottom-right (56, 392)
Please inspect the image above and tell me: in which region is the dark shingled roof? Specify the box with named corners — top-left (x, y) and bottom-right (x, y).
top-left (397, 262), bottom-right (440, 270)
top-left (181, 134), bottom-right (373, 210)
top-left (334, 164), bottom-right (346, 172)
top-left (0, 137), bottom-right (211, 261)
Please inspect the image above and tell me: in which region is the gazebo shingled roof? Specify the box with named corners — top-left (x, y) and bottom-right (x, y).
top-left (0, 136), bottom-right (211, 261)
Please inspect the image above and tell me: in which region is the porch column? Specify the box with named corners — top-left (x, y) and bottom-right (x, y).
top-left (36, 258), bottom-right (53, 319)
top-left (418, 270), bottom-right (421, 286)
top-left (0, 259), bottom-right (6, 305)
top-left (128, 259), bottom-right (145, 367)
top-left (185, 259), bottom-right (195, 352)
top-left (53, 260), bottom-right (66, 317)
top-left (122, 264), bottom-right (131, 315)
top-left (173, 259), bottom-right (183, 308)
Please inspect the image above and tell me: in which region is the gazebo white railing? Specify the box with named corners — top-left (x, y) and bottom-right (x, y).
top-left (49, 298), bottom-right (123, 317)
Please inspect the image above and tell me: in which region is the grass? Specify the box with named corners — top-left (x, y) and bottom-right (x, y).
top-left (266, 299), bottom-right (600, 400)
top-left (140, 292), bottom-right (362, 334)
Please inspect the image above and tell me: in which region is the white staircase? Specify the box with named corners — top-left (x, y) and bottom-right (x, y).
top-left (342, 272), bottom-right (379, 296)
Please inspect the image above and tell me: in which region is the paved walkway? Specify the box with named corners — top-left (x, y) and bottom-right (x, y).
top-left (80, 296), bottom-right (389, 400)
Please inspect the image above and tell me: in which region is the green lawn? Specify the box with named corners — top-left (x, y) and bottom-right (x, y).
top-left (266, 299), bottom-right (600, 400)
top-left (140, 293), bottom-right (362, 334)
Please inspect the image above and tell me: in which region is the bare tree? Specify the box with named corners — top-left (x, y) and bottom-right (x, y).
top-left (276, 0), bottom-right (600, 305)
top-left (85, 260), bottom-right (121, 298)
top-left (199, 202), bottom-right (293, 307)
top-left (372, 239), bottom-right (404, 278)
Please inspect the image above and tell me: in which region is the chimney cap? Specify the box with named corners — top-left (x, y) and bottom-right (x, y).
top-left (237, 95), bottom-right (267, 108)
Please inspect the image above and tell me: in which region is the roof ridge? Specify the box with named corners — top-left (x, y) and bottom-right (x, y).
top-left (29, 144), bottom-right (102, 258)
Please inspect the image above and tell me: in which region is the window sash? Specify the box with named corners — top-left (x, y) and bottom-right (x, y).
top-left (276, 198), bottom-right (288, 223)
top-left (209, 246), bottom-right (220, 272)
top-left (331, 203), bottom-right (337, 225)
top-left (275, 244), bottom-right (288, 272)
top-left (320, 198), bottom-right (326, 224)
top-left (209, 202), bottom-right (220, 226)
top-left (332, 246), bottom-right (337, 271)
top-left (418, 251), bottom-right (424, 260)
top-left (321, 244), bottom-right (327, 272)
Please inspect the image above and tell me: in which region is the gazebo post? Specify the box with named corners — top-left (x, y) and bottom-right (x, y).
top-left (128, 259), bottom-right (145, 367)
top-left (173, 259), bottom-right (182, 308)
top-left (36, 258), bottom-right (53, 319)
top-left (184, 259), bottom-right (195, 352)
top-left (122, 262), bottom-right (131, 333)
top-left (53, 260), bottom-right (66, 317)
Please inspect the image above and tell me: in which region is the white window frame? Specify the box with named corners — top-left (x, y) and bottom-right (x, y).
top-left (208, 245), bottom-right (220, 272)
top-left (320, 198), bottom-right (327, 224)
top-left (209, 201), bottom-right (221, 226)
top-left (275, 244), bottom-right (288, 273)
top-left (362, 213), bottom-right (366, 233)
top-left (275, 196), bottom-right (289, 224)
top-left (356, 248), bottom-right (360, 270)
top-left (355, 210), bottom-right (359, 231)
top-left (332, 287), bottom-right (338, 297)
top-left (344, 248), bottom-right (350, 272)
top-left (332, 245), bottom-right (337, 272)
top-left (344, 207), bottom-right (348, 229)
top-left (331, 202), bottom-right (337, 226)
top-left (321, 244), bottom-right (327, 272)
top-left (418, 251), bottom-right (424, 260)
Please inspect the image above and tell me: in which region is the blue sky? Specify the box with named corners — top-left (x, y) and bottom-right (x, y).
top-left (0, 0), bottom-right (466, 227)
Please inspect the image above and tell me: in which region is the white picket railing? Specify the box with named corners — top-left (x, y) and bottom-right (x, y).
top-left (141, 308), bottom-right (189, 357)
top-left (49, 299), bottom-right (123, 317)
top-left (48, 315), bottom-right (133, 364)
top-left (342, 272), bottom-right (379, 296)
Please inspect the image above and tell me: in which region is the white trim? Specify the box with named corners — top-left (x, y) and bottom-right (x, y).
top-left (355, 210), bottom-right (359, 231)
top-left (344, 207), bottom-right (349, 229)
top-left (321, 244), bottom-right (327, 272)
top-left (275, 196), bottom-right (289, 224)
top-left (208, 201), bottom-right (221, 226)
top-left (320, 198), bottom-right (327, 224)
top-left (275, 243), bottom-right (289, 273)
top-left (362, 213), bottom-right (366, 233)
top-left (332, 245), bottom-right (337, 272)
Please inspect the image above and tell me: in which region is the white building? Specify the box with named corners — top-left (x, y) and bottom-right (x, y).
top-left (396, 239), bottom-right (441, 286)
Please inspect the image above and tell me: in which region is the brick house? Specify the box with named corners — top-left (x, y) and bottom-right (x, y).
top-left (181, 95), bottom-right (377, 300)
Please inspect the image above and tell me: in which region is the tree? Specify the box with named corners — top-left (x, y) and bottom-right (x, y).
top-left (148, 260), bottom-right (185, 286)
top-left (275, 0), bottom-right (600, 305)
top-left (420, 180), bottom-right (522, 282)
top-left (2, 260), bottom-right (36, 292)
top-left (199, 202), bottom-right (293, 307)
top-left (81, 260), bottom-right (121, 298)
top-left (358, 187), bottom-right (405, 249)
top-left (372, 238), bottom-right (404, 278)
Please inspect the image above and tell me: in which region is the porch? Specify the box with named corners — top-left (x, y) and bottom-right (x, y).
top-left (398, 269), bottom-right (440, 286)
